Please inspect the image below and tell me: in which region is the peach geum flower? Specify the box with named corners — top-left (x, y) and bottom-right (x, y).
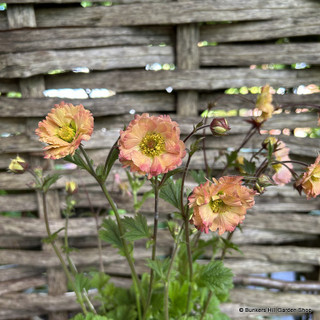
top-left (118, 113), bottom-right (186, 178)
top-left (255, 84), bottom-right (274, 123)
top-left (35, 102), bottom-right (94, 159)
top-left (272, 140), bottom-right (292, 185)
top-left (295, 155), bottom-right (320, 199)
top-left (188, 176), bottom-right (256, 235)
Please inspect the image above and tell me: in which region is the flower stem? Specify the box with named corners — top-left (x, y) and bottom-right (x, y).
top-left (79, 145), bottom-right (145, 311)
top-left (200, 231), bottom-right (235, 320)
top-left (143, 178), bottom-right (160, 319)
top-left (164, 224), bottom-right (185, 320)
top-left (179, 153), bottom-right (194, 315)
top-left (42, 191), bottom-right (88, 315)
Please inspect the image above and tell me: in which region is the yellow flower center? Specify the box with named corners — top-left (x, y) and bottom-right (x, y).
top-left (210, 199), bottom-right (225, 213)
top-left (272, 163), bottom-right (282, 172)
top-left (139, 132), bottom-right (165, 158)
top-left (57, 125), bottom-right (76, 143)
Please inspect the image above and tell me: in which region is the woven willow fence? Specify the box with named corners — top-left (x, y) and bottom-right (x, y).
top-left (0, 1), bottom-right (320, 319)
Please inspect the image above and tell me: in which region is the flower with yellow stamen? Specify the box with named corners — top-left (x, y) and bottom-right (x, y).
top-left (118, 113), bottom-right (186, 178)
top-left (35, 102), bottom-right (94, 159)
top-left (188, 176), bottom-right (256, 235)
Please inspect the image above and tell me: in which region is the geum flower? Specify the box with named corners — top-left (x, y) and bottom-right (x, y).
top-left (188, 176), bottom-right (256, 235)
top-left (295, 155), bottom-right (320, 199)
top-left (272, 140), bottom-right (292, 186)
top-left (118, 113), bottom-right (186, 179)
top-left (35, 102), bottom-right (94, 159)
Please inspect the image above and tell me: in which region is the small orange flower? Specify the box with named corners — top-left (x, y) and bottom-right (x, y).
top-left (118, 113), bottom-right (186, 178)
top-left (295, 155), bottom-right (320, 199)
top-left (188, 176), bottom-right (256, 235)
top-left (272, 140), bottom-right (292, 185)
top-left (255, 85), bottom-right (274, 123)
top-left (36, 102), bottom-right (94, 159)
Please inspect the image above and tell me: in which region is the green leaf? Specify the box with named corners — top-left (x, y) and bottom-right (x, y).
top-left (267, 141), bottom-right (274, 162)
top-left (159, 167), bottom-right (184, 185)
top-left (99, 218), bottom-right (124, 252)
top-left (159, 178), bottom-right (182, 210)
top-left (190, 137), bottom-right (205, 156)
top-left (226, 151), bottom-right (238, 166)
top-left (75, 273), bottom-right (90, 293)
top-left (190, 170), bottom-right (207, 184)
top-left (134, 190), bottom-right (154, 212)
top-left (199, 261), bottom-right (233, 298)
top-left (122, 213), bottom-right (150, 241)
top-left (95, 164), bottom-right (105, 179)
top-left (146, 258), bottom-right (170, 281)
top-left (104, 146), bottom-right (120, 180)
top-left (42, 173), bottom-right (61, 192)
top-left (64, 150), bottom-right (89, 171)
top-left (42, 227), bottom-right (65, 244)
top-left (220, 237), bottom-right (243, 255)
top-left (243, 158), bottom-right (256, 175)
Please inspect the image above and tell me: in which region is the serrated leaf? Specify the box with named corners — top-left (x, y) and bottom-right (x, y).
top-left (243, 158), bottom-right (256, 175)
top-left (64, 150), bottom-right (89, 171)
top-left (99, 218), bottom-right (124, 252)
top-left (226, 151), bottom-right (238, 166)
top-left (122, 213), bottom-right (150, 241)
top-left (190, 170), bottom-right (207, 184)
top-left (146, 258), bottom-right (170, 281)
top-left (42, 174), bottom-right (61, 192)
top-left (199, 261), bottom-right (233, 297)
top-left (159, 178), bottom-right (182, 210)
top-left (75, 273), bottom-right (90, 293)
top-left (220, 237), bottom-right (243, 255)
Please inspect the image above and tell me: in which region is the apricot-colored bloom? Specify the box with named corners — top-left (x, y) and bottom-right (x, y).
top-left (118, 113), bottom-right (186, 178)
top-left (295, 155), bottom-right (320, 199)
top-left (188, 176), bottom-right (256, 235)
top-left (255, 84), bottom-right (274, 123)
top-left (35, 102), bottom-right (94, 159)
top-left (272, 140), bottom-right (292, 185)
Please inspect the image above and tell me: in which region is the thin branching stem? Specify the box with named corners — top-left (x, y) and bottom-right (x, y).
top-left (42, 192), bottom-right (88, 315)
top-left (143, 178), bottom-right (160, 319)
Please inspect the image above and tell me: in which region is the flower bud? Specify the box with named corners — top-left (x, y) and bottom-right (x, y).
top-left (65, 181), bottom-right (78, 195)
top-left (262, 136), bottom-right (278, 149)
top-left (257, 174), bottom-right (274, 187)
top-left (8, 156), bottom-right (28, 174)
top-left (210, 118), bottom-right (230, 136)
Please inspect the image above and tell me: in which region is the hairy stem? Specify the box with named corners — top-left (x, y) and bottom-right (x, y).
top-left (42, 192), bottom-right (88, 315)
top-left (164, 224), bottom-right (185, 320)
top-left (143, 178), bottom-right (160, 319)
top-left (200, 231), bottom-right (235, 320)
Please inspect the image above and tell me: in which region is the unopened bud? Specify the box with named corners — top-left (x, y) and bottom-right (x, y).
top-left (210, 118), bottom-right (230, 136)
top-left (257, 174), bottom-right (274, 187)
top-left (262, 136), bottom-right (278, 149)
top-left (8, 156), bottom-right (28, 174)
top-left (65, 181), bottom-right (78, 195)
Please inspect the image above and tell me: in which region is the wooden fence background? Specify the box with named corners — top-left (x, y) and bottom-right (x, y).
top-left (0, 0), bottom-right (320, 319)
